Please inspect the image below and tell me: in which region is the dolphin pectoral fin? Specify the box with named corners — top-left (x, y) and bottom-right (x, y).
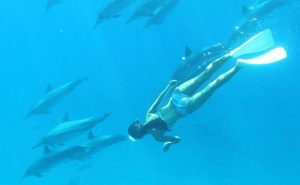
top-left (85, 156), bottom-right (93, 160)
top-left (35, 174), bottom-right (43, 178)
top-left (32, 142), bottom-right (42, 149)
top-left (103, 112), bottom-right (112, 119)
top-left (87, 131), bottom-right (95, 140)
top-left (46, 84), bottom-right (54, 94)
top-left (62, 113), bottom-right (70, 122)
top-left (40, 111), bottom-right (51, 115)
top-left (44, 146), bottom-right (52, 155)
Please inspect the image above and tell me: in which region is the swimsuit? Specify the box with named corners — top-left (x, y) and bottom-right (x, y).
top-left (171, 91), bottom-right (190, 116)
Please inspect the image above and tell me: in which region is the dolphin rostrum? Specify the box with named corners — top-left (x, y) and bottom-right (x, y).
top-left (33, 113), bottom-right (111, 148)
top-left (24, 78), bottom-right (87, 119)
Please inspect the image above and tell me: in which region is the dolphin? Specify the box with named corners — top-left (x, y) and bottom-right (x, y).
top-left (143, 0), bottom-right (180, 29)
top-left (94, 0), bottom-right (136, 28)
top-left (242, 0), bottom-right (286, 19)
top-left (79, 132), bottom-right (127, 157)
top-left (66, 132), bottom-right (127, 161)
top-left (24, 78), bottom-right (87, 119)
top-left (33, 113), bottom-right (111, 148)
top-left (172, 43), bottom-right (228, 85)
top-left (228, 0), bottom-right (286, 46)
top-left (126, 0), bottom-right (166, 24)
top-left (22, 146), bottom-right (86, 179)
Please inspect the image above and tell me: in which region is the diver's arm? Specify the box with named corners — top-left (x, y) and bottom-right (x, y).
top-left (147, 80), bottom-right (177, 115)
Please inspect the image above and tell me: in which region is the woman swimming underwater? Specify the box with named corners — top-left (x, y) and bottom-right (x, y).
top-left (128, 29), bottom-right (287, 152)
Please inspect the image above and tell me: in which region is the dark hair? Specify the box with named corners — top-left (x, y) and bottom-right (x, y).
top-left (128, 120), bottom-right (147, 139)
top-left (128, 118), bottom-right (169, 139)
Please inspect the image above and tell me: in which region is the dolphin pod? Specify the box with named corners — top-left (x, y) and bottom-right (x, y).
top-left (24, 78), bottom-right (87, 119)
top-left (33, 113), bottom-right (111, 148)
top-left (22, 0), bottom-right (290, 182)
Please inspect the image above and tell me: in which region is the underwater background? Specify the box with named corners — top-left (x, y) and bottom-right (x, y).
top-left (0, 0), bottom-right (300, 185)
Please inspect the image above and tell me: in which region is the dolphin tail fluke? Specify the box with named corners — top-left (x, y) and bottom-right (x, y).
top-left (21, 174), bottom-right (28, 180)
top-left (230, 29), bottom-right (275, 58)
top-left (237, 47), bottom-right (287, 65)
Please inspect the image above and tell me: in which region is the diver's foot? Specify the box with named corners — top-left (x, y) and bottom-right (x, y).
top-left (173, 136), bottom-right (182, 144)
top-left (163, 142), bottom-right (173, 152)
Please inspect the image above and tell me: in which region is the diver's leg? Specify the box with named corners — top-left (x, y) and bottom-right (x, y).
top-left (187, 65), bottom-right (240, 113)
top-left (176, 54), bottom-right (230, 95)
top-left (151, 130), bottom-right (181, 152)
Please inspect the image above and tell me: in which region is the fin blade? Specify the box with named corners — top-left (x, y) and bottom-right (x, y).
top-left (237, 47), bottom-right (287, 65)
top-left (230, 29), bottom-right (275, 58)
top-left (62, 113), bottom-right (70, 122)
top-left (44, 146), bottom-right (51, 155)
top-left (88, 131), bottom-right (95, 140)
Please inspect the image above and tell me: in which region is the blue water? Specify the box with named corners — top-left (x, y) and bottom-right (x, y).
top-left (1, 0), bottom-right (300, 184)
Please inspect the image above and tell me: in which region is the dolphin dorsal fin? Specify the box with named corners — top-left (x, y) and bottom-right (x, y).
top-left (185, 46), bottom-right (193, 59)
top-left (242, 5), bottom-right (250, 15)
top-left (46, 84), bottom-right (53, 94)
top-left (44, 146), bottom-right (51, 155)
top-left (88, 131), bottom-right (95, 140)
top-left (62, 113), bottom-right (70, 122)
